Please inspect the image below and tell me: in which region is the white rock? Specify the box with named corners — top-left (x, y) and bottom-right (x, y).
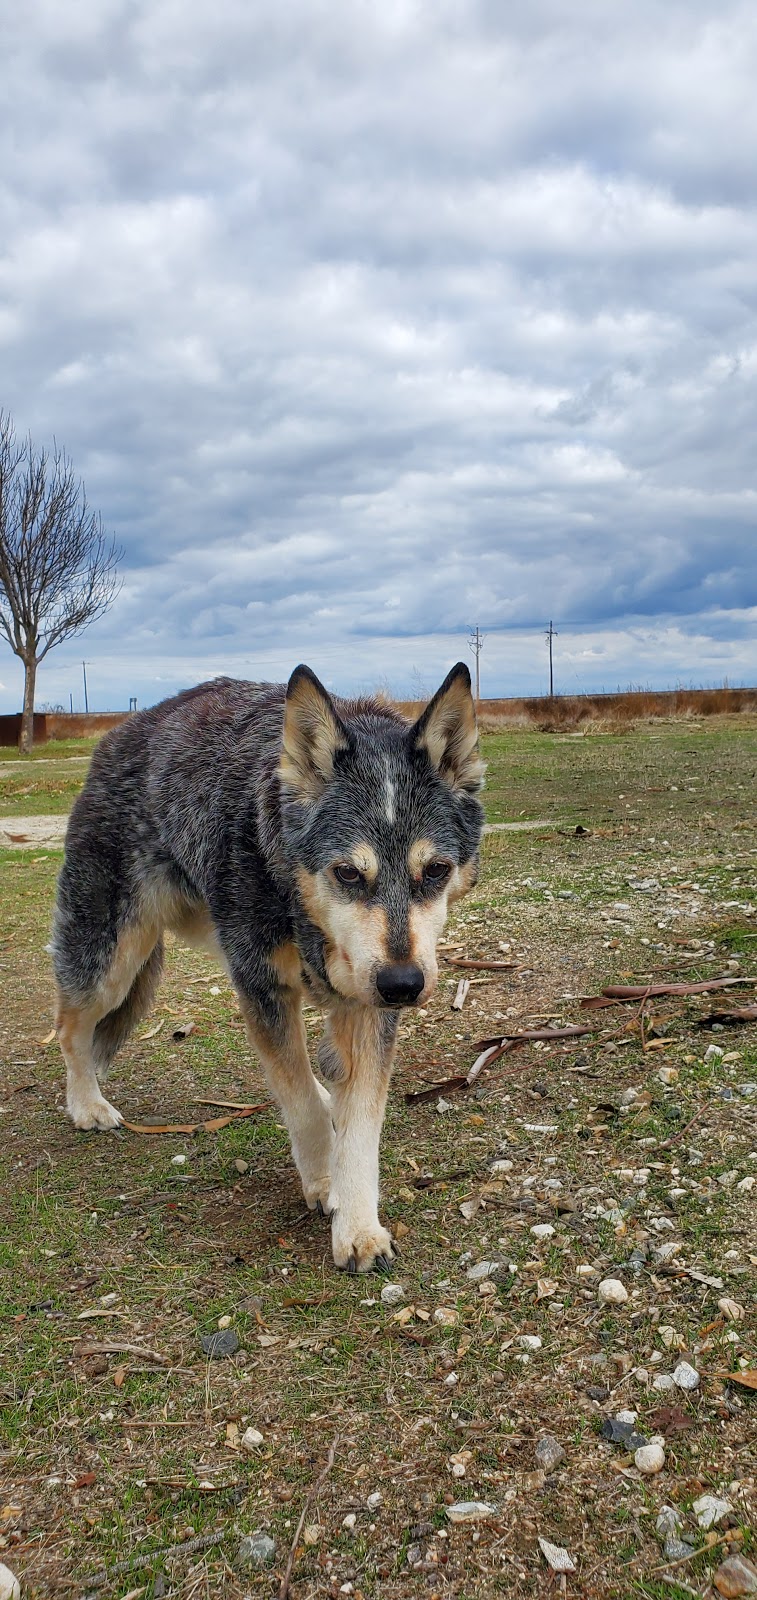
top-left (737, 1175), bottom-right (755, 1192)
top-left (635, 1443), bottom-right (665, 1474)
top-left (380, 1283), bottom-right (405, 1307)
top-left (530, 1224), bottom-right (555, 1239)
top-left (672, 1360), bottom-right (700, 1391)
top-left (342, 1512), bottom-right (357, 1530)
top-left (518, 1334), bottom-right (543, 1351)
top-left (693, 1493), bottom-right (732, 1530)
top-left (434, 1307), bottom-right (458, 1325)
top-left (446, 1501), bottom-right (498, 1523)
top-left (490, 1159), bottom-right (513, 1173)
top-left (652, 1374), bottom-right (675, 1393)
top-left (576, 1264), bottom-right (596, 1278)
top-left (657, 1067), bottom-right (679, 1086)
top-left (597, 1278), bottom-right (628, 1306)
top-left (171, 1153), bottom-right (187, 1165)
top-left (0, 1567), bottom-right (20, 1600)
top-left (217, 1314), bottom-right (232, 1329)
top-left (718, 1297), bottom-right (745, 1321)
top-left (615, 1409), bottom-right (638, 1424)
top-left (241, 1426), bottom-right (265, 1452)
top-left (538, 1537), bottom-right (576, 1573)
top-left (366, 1491), bottom-right (382, 1511)
top-left (718, 1170), bottom-right (740, 1189)
top-left (704, 1044), bottom-right (724, 1062)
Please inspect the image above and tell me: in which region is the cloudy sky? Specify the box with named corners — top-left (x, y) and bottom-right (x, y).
top-left (1, 0), bottom-right (756, 710)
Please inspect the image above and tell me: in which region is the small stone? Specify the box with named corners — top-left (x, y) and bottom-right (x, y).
top-left (446, 1501), bottom-right (498, 1523)
top-left (303, 1524), bottom-right (323, 1545)
top-left (240, 1426), bottom-right (265, 1452)
top-left (171, 1153), bottom-right (187, 1165)
top-left (518, 1334), bottom-right (542, 1351)
top-left (672, 1360), bottom-right (700, 1391)
top-left (718, 1298), bottom-right (745, 1321)
top-left (0, 1567), bottom-right (20, 1600)
top-left (656, 1505), bottom-right (683, 1541)
top-left (380, 1283), bottom-right (405, 1307)
top-left (200, 1328), bottom-right (239, 1359)
top-left (366, 1491), bottom-right (382, 1511)
top-left (217, 1314), bottom-right (232, 1329)
top-left (719, 1170), bottom-right (740, 1189)
top-left (652, 1374), bottom-right (675, 1393)
top-left (635, 1443), bottom-right (665, 1474)
top-left (657, 1067), bottom-right (679, 1086)
top-left (713, 1555), bottom-right (757, 1596)
top-left (236, 1532), bottom-right (276, 1569)
top-left (576, 1264), bottom-right (596, 1278)
top-left (693, 1494), bottom-right (733, 1530)
top-left (530, 1223), bottom-right (555, 1239)
top-left (467, 1260), bottom-right (500, 1281)
top-left (535, 1435), bottom-right (565, 1472)
top-left (705, 1044), bottom-right (724, 1062)
top-left (738, 1083), bottom-right (757, 1097)
top-left (597, 1278), bottom-right (628, 1306)
top-left (601, 1417), bottom-right (648, 1451)
top-left (234, 1157), bottom-right (249, 1174)
top-left (490, 1159), bottom-right (513, 1173)
top-left (737, 1176), bottom-right (755, 1192)
top-left (665, 1536), bottom-right (696, 1561)
top-left (342, 1512), bottom-right (357, 1530)
top-left (434, 1306), bottom-right (458, 1325)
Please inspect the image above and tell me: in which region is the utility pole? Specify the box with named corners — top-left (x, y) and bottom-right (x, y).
top-left (82, 661), bottom-right (90, 714)
top-left (468, 625), bottom-right (485, 707)
top-left (545, 621), bottom-right (558, 697)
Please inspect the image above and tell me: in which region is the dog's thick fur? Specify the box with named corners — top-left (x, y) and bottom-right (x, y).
top-left (52, 663), bottom-right (485, 1271)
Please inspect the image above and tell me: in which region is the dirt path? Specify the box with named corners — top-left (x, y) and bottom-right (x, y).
top-left (1, 816), bottom-right (555, 850)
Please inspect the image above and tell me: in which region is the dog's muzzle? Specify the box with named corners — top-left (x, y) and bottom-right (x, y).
top-left (375, 962), bottom-right (425, 1007)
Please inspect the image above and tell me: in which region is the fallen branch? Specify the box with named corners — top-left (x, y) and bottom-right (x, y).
top-left (581, 976), bottom-right (752, 1009)
top-left (444, 957), bottom-right (516, 971)
top-left (75, 1340), bottom-right (170, 1365)
top-left (122, 1104), bottom-right (265, 1135)
top-left (84, 1528), bottom-right (227, 1588)
top-left (476, 1024), bottom-right (593, 1047)
top-left (279, 1433), bottom-right (339, 1600)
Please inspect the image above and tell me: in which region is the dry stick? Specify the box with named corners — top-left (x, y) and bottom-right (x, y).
top-left (649, 1532), bottom-right (729, 1575)
top-left (84, 1528), bottom-right (227, 1588)
top-left (279, 1434), bottom-right (339, 1600)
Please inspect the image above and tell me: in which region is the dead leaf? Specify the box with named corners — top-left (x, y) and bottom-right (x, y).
top-left (710, 1369), bottom-right (757, 1390)
top-left (38, 1028), bottom-right (56, 1046)
top-left (698, 1005), bottom-right (757, 1028)
top-left (73, 1472), bottom-right (97, 1488)
top-left (648, 1405), bottom-right (694, 1435)
top-left (140, 1019), bottom-right (165, 1040)
top-left (112, 1365), bottom-right (127, 1387)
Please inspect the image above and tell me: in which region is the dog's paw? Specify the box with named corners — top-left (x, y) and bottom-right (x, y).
top-left (331, 1216), bottom-right (395, 1274)
top-left (67, 1094), bottom-right (123, 1131)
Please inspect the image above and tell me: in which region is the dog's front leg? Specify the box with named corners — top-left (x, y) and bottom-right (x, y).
top-left (240, 991), bottom-right (334, 1214)
top-left (319, 1005), bottom-right (399, 1273)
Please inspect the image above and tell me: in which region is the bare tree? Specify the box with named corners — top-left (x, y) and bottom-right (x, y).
top-left (0, 412), bottom-right (122, 752)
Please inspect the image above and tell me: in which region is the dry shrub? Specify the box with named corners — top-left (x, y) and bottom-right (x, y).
top-left (396, 686), bottom-right (757, 730)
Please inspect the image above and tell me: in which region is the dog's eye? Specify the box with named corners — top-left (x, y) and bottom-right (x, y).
top-left (334, 863), bottom-right (362, 886)
top-left (423, 860), bottom-right (451, 883)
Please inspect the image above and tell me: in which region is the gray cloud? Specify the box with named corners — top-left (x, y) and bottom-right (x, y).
top-left (1, 0), bottom-right (756, 711)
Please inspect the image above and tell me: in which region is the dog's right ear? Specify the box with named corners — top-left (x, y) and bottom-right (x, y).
top-left (280, 665), bottom-right (350, 802)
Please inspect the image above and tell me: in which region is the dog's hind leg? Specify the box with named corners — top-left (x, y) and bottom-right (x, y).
top-left (318, 1005), bottom-right (399, 1274)
top-left (55, 924), bottom-right (162, 1131)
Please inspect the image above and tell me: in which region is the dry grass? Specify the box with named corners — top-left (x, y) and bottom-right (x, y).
top-left (397, 686), bottom-right (757, 734)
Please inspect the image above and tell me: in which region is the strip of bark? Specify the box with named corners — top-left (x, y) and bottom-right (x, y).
top-left (122, 1105), bottom-right (265, 1135)
top-left (444, 957), bottom-right (516, 970)
top-left (581, 976), bottom-right (752, 1009)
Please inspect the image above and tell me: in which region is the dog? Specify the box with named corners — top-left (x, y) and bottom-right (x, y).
top-left (52, 662), bottom-right (485, 1272)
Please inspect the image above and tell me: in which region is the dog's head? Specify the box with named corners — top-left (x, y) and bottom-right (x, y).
top-left (279, 662), bottom-right (485, 1007)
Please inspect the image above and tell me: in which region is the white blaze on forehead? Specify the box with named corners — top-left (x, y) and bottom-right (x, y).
top-left (383, 755), bottom-right (396, 825)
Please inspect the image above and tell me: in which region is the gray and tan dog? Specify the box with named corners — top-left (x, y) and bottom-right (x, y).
top-left (52, 663), bottom-right (485, 1272)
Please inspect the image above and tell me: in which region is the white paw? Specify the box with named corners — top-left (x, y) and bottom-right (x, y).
top-left (331, 1214), bottom-right (395, 1274)
top-left (68, 1094), bottom-right (123, 1131)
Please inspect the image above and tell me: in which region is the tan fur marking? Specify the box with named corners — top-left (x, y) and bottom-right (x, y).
top-left (448, 857), bottom-right (478, 903)
top-left (417, 673), bottom-right (486, 793)
top-left (269, 940), bottom-right (303, 989)
top-left (295, 866), bottom-right (390, 1003)
top-left (167, 903), bottom-right (226, 965)
top-left (349, 842), bottom-right (379, 883)
top-left (408, 837), bottom-right (441, 879)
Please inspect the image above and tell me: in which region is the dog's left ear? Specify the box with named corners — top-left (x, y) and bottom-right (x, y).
top-left (280, 665), bottom-right (350, 802)
top-left (410, 662), bottom-right (486, 794)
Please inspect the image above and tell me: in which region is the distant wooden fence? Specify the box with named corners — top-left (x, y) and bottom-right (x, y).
top-left (0, 711), bottom-right (130, 747)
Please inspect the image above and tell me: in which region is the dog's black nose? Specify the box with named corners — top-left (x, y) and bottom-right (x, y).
top-left (375, 963), bottom-right (425, 1006)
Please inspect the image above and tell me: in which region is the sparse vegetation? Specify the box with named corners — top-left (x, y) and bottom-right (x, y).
top-left (0, 716), bottom-right (755, 1597)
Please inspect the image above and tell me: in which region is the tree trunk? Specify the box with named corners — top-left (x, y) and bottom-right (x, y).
top-left (19, 654), bottom-right (37, 754)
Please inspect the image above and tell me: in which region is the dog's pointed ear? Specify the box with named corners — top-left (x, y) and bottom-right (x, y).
top-left (280, 665), bottom-right (350, 802)
top-left (409, 662), bottom-right (485, 794)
